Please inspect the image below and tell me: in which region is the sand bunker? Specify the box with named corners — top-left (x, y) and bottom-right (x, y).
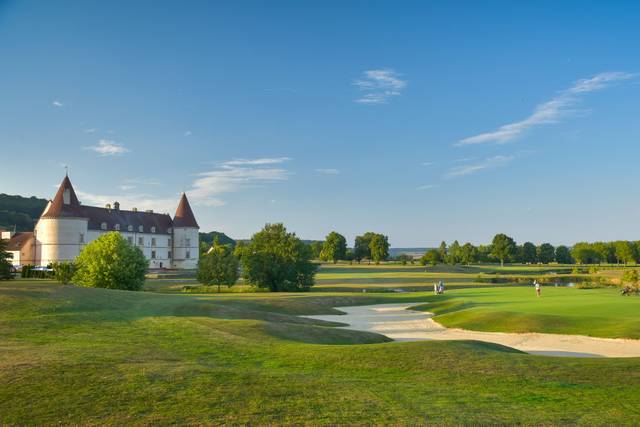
top-left (304, 303), bottom-right (640, 358)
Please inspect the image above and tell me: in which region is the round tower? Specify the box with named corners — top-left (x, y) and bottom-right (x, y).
top-left (35, 175), bottom-right (88, 265)
top-left (171, 193), bottom-right (199, 269)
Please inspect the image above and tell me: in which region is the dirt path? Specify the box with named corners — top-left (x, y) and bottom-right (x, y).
top-left (304, 303), bottom-right (640, 358)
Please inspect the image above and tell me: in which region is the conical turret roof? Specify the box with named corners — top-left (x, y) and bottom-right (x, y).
top-left (41, 175), bottom-right (84, 218)
top-left (173, 193), bottom-right (199, 228)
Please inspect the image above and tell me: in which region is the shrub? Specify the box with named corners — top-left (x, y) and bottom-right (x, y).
top-left (197, 240), bottom-right (239, 292)
top-left (52, 261), bottom-right (76, 285)
top-left (73, 232), bottom-right (147, 291)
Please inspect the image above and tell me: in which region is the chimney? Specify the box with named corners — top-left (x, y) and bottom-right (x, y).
top-left (114, 201), bottom-right (120, 211)
top-left (145, 209), bottom-right (153, 213)
top-left (105, 203), bottom-right (111, 211)
top-left (132, 207), bottom-right (138, 212)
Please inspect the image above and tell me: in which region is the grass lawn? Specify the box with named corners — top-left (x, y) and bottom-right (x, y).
top-left (414, 286), bottom-right (640, 339)
top-left (2, 273), bottom-right (640, 425)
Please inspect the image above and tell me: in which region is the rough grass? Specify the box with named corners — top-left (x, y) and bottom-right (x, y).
top-left (2, 266), bottom-right (640, 425)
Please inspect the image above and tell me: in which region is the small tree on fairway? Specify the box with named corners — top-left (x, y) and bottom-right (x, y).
top-left (242, 223), bottom-right (318, 292)
top-left (52, 261), bottom-right (76, 285)
top-left (491, 233), bottom-right (516, 267)
top-left (197, 239), bottom-right (239, 292)
top-left (421, 249), bottom-right (441, 266)
top-left (308, 241), bottom-right (323, 259)
top-left (459, 243), bottom-right (477, 265)
top-left (438, 241), bottom-right (447, 262)
top-left (73, 232), bottom-right (147, 290)
top-left (319, 231), bottom-right (347, 263)
top-left (0, 239), bottom-right (13, 280)
top-left (369, 233), bottom-right (389, 264)
top-left (354, 232), bottom-right (375, 263)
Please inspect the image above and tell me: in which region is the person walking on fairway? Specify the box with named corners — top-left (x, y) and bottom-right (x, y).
top-left (438, 280), bottom-right (445, 294)
top-left (534, 280), bottom-right (541, 297)
top-left (433, 283), bottom-right (438, 295)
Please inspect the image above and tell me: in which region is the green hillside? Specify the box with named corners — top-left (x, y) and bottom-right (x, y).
top-left (0, 193), bottom-right (48, 231)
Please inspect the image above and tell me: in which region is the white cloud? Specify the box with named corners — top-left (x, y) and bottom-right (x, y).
top-left (184, 130), bottom-right (192, 137)
top-left (84, 140), bottom-right (129, 156)
top-left (417, 184), bottom-right (439, 190)
top-left (457, 72), bottom-right (634, 146)
top-left (222, 157), bottom-right (291, 166)
top-left (353, 69), bottom-right (407, 104)
top-left (315, 168), bottom-right (340, 175)
top-left (444, 155), bottom-right (514, 179)
top-left (421, 162), bottom-right (435, 166)
top-left (84, 128), bottom-right (97, 133)
top-left (52, 101), bottom-right (63, 107)
top-left (187, 157), bottom-right (292, 206)
top-left (76, 190), bottom-right (179, 214)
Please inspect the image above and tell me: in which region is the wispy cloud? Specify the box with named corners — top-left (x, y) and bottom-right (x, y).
top-left (443, 155), bottom-right (514, 179)
top-left (188, 157), bottom-right (292, 206)
top-left (117, 177), bottom-right (162, 191)
top-left (84, 128), bottom-right (97, 133)
top-left (315, 168), bottom-right (340, 175)
top-left (417, 184), bottom-right (439, 190)
top-left (457, 72), bottom-right (634, 146)
top-left (52, 101), bottom-right (63, 107)
top-left (421, 162), bottom-right (435, 167)
top-left (184, 130), bottom-right (192, 137)
top-left (84, 139), bottom-right (129, 156)
top-left (222, 157), bottom-right (291, 166)
top-left (76, 190), bottom-right (178, 214)
top-left (353, 69), bottom-right (407, 104)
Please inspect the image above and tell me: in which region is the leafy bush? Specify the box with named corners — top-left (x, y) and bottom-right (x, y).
top-left (52, 261), bottom-right (76, 285)
top-left (197, 240), bottom-right (239, 292)
top-left (73, 232), bottom-right (147, 290)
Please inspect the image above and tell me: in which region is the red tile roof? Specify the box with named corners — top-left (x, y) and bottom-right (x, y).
top-left (39, 176), bottom-right (195, 233)
top-left (173, 193), bottom-right (199, 228)
top-left (7, 232), bottom-right (33, 251)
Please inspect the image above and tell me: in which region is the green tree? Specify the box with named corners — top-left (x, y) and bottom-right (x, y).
top-left (420, 249), bottom-right (441, 266)
top-left (521, 242), bottom-right (537, 264)
top-left (369, 233), bottom-right (390, 264)
top-left (241, 223), bottom-right (317, 292)
top-left (73, 232), bottom-right (147, 290)
top-left (52, 261), bottom-right (76, 285)
top-left (571, 243), bottom-right (599, 264)
top-left (491, 233), bottom-right (516, 267)
top-left (621, 269), bottom-right (639, 294)
top-left (537, 243), bottom-right (555, 264)
top-left (459, 242), bottom-right (477, 265)
top-left (395, 253), bottom-right (413, 265)
top-left (0, 238), bottom-right (13, 280)
top-left (319, 232), bottom-right (347, 263)
top-left (354, 232), bottom-right (375, 262)
top-left (197, 239), bottom-right (239, 292)
top-left (438, 241), bottom-right (447, 263)
top-left (555, 245), bottom-right (573, 264)
top-left (614, 241), bottom-right (636, 265)
top-left (233, 240), bottom-right (247, 260)
top-left (308, 241), bottom-right (323, 259)
top-left (592, 242), bottom-right (615, 264)
top-left (447, 240), bottom-right (461, 264)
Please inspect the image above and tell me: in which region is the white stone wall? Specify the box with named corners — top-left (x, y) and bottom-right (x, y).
top-left (35, 217), bottom-right (88, 265)
top-left (86, 230), bottom-right (172, 268)
top-left (171, 227), bottom-right (199, 269)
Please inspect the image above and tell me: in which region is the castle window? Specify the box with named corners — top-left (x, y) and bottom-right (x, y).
top-left (185, 238), bottom-right (191, 247)
top-left (168, 251), bottom-right (172, 259)
top-left (151, 238), bottom-right (156, 247)
top-left (101, 222), bottom-right (107, 230)
top-left (79, 233), bottom-right (84, 244)
top-left (168, 238), bottom-right (172, 246)
top-left (151, 250), bottom-right (156, 259)
top-left (138, 225), bottom-right (144, 233)
top-left (138, 237), bottom-right (144, 246)
top-left (128, 225), bottom-right (133, 232)
top-left (151, 226), bottom-right (156, 233)
top-left (167, 228), bottom-right (172, 233)
top-left (127, 236), bottom-right (133, 245)
top-left (186, 250), bottom-right (190, 259)
top-left (114, 224), bottom-right (120, 231)
top-left (63, 188), bottom-right (70, 205)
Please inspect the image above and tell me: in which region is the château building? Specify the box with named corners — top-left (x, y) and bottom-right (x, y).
top-left (3, 174), bottom-right (199, 269)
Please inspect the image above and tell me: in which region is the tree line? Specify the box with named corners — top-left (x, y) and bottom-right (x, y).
top-left (421, 234), bottom-right (640, 266)
top-left (305, 231), bottom-right (390, 264)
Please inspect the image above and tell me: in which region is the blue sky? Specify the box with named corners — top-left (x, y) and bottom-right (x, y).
top-left (1, 1), bottom-right (640, 246)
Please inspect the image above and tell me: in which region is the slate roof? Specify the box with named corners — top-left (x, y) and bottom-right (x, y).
top-left (173, 193), bottom-right (199, 228)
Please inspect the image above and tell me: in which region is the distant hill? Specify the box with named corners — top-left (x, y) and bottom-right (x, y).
top-left (199, 231), bottom-right (236, 247)
top-left (0, 194), bottom-right (48, 231)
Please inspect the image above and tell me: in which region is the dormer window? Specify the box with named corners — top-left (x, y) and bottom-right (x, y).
top-left (114, 224), bottom-right (120, 231)
top-left (101, 222), bottom-right (107, 230)
top-left (138, 225), bottom-right (143, 233)
top-left (63, 188), bottom-right (70, 205)
top-left (151, 226), bottom-right (156, 233)
top-left (127, 225), bottom-right (133, 232)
